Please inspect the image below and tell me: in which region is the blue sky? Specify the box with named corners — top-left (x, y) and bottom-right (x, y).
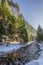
top-left (13, 0), bottom-right (43, 29)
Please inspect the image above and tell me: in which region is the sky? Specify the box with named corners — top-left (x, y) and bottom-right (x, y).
top-left (13, 0), bottom-right (43, 29)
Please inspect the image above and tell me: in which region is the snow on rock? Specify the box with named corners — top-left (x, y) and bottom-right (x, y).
top-left (0, 41), bottom-right (40, 65)
top-left (12, 41), bottom-right (40, 65)
top-left (26, 42), bottom-right (43, 65)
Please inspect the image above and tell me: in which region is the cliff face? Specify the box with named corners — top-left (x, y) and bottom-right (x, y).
top-left (8, 0), bottom-right (20, 17)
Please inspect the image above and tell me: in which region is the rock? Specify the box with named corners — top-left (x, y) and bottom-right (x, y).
top-left (0, 41), bottom-right (40, 65)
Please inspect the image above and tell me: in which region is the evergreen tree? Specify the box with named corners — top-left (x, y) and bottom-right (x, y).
top-left (37, 25), bottom-right (43, 41)
top-left (15, 14), bottom-right (28, 43)
top-left (0, 0), bottom-right (15, 42)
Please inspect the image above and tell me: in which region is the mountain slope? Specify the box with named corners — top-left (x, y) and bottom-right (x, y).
top-left (8, 0), bottom-right (36, 41)
top-left (25, 21), bottom-right (36, 36)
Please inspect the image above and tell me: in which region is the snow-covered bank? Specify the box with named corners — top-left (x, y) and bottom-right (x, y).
top-left (26, 42), bottom-right (43, 65)
top-left (0, 41), bottom-right (35, 56)
top-left (0, 44), bottom-right (22, 56)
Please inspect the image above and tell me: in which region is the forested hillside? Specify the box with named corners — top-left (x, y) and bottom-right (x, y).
top-left (8, 0), bottom-right (36, 41)
top-left (0, 0), bottom-right (36, 43)
top-left (0, 0), bottom-right (28, 43)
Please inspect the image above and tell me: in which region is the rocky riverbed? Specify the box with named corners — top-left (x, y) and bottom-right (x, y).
top-left (0, 41), bottom-right (40, 65)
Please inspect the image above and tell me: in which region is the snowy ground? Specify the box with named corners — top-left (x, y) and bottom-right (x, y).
top-left (0, 44), bottom-right (22, 55)
top-left (0, 41), bottom-right (34, 56)
top-left (26, 42), bottom-right (43, 65)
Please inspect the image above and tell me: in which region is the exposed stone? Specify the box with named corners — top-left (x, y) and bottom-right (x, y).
top-left (0, 41), bottom-right (40, 65)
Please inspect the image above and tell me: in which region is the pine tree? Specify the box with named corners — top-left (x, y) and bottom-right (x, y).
top-left (37, 25), bottom-right (43, 41)
top-left (0, 0), bottom-right (15, 43)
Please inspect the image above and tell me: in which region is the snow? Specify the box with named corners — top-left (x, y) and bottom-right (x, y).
top-left (26, 60), bottom-right (39, 65)
top-left (26, 42), bottom-right (43, 65)
top-left (26, 41), bottom-right (35, 45)
top-left (10, 42), bottom-right (20, 44)
top-left (0, 41), bottom-right (35, 55)
top-left (0, 44), bottom-right (22, 55)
